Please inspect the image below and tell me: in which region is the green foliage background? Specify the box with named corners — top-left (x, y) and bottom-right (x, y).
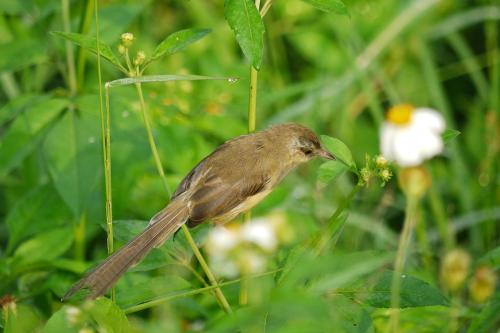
top-left (0, 0), bottom-right (499, 332)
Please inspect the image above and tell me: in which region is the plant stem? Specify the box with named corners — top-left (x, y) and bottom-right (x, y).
top-left (133, 82), bottom-right (231, 313)
top-left (389, 193), bottom-right (419, 333)
top-left (239, 274), bottom-right (249, 306)
top-left (313, 183), bottom-right (362, 256)
top-left (76, 0), bottom-right (95, 89)
top-left (248, 67), bottom-right (258, 133)
top-left (134, 83), bottom-right (172, 197)
top-left (61, 0), bottom-right (77, 95)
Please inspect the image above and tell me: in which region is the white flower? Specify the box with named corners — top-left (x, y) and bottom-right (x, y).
top-left (65, 306), bottom-right (82, 325)
top-left (205, 226), bottom-right (240, 254)
top-left (380, 105), bottom-right (445, 167)
top-left (241, 219), bottom-right (277, 251)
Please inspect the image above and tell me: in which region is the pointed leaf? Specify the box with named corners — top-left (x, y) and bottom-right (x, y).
top-left (318, 160), bottom-right (348, 184)
top-left (0, 97), bottom-right (67, 177)
top-left (365, 271), bottom-right (449, 308)
top-left (51, 31), bottom-right (123, 70)
top-left (321, 135), bottom-right (356, 170)
top-left (466, 295), bottom-right (500, 333)
top-left (224, 0), bottom-right (265, 70)
top-left (150, 28), bottom-right (211, 62)
top-left (301, 0), bottom-right (348, 15)
top-left (442, 129), bottom-right (460, 144)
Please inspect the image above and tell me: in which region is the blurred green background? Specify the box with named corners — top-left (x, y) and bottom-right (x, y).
top-left (0, 0), bottom-right (499, 332)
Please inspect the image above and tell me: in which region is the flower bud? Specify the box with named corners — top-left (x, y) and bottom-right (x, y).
top-left (398, 166), bottom-right (430, 199)
top-left (117, 44), bottom-right (126, 55)
top-left (469, 266), bottom-right (497, 303)
top-left (440, 249), bottom-right (471, 292)
top-left (375, 155), bottom-right (388, 168)
top-left (379, 168), bottom-right (392, 182)
top-left (120, 32), bottom-right (134, 48)
top-left (65, 306), bottom-right (82, 326)
top-left (360, 167), bottom-right (371, 185)
top-left (133, 51), bottom-right (146, 66)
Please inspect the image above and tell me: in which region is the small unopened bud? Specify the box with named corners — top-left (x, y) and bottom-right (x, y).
top-left (375, 155), bottom-right (388, 168)
top-left (360, 167), bottom-right (371, 185)
top-left (379, 168), bottom-right (392, 182)
top-left (469, 266), bottom-right (497, 303)
top-left (133, 51), bottom-right (146, 66)
top-left (398, 166), bottom-right (430, 199)
top-left (65, 306), bottom-right (82, 326)
top-left (440, 249), bottom-right (471, 292)
top-left (117, 44), bottom-right (126, 55)
top-left (120, 32), bottom-right (134, 47)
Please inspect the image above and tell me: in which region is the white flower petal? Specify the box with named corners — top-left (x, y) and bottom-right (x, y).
top-left (417, 130), bottom-right (444, 159)
top-left (206, 226), bottom-right (240, 254)
top-left (392, 126), bottom-right (424, 167)
top-left (241, 220), bottom-right (277, 251)
top-left (380, 123), bottom-right (398, 161)
top-left (413, 108), bottom-right (445, 133)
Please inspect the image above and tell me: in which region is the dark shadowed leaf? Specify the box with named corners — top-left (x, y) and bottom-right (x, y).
top-left (51, 31), bottom-right (124, 70)
top-left (224, 0), bottom-right (265, 70)
top-left (301, 0), bottom-right (348, 15)
top-left (6, 184), bottom-right (72, 253)
top-left (478, 245), bottom-right (500, 269)
top-left (149, 28), bottom-right (211, 62)
top-left (365, 271), bottom-right (449, 308)
top-left (320, 135), bottom-right (356, 170)
top-left (0, 39), bottom-right (47, 72)
top-left (43, 96), bottom-right (101, 217)
top-left (318, 160), bottom-right (348, 184)
top-left (466, 295), bottom-right (500, 333)
top-left (0, 98), bottom-right (67, 177)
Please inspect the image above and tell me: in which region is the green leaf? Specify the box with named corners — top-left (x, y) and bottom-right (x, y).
top-left (42, 306), bottom-right (80, 333)
top-left (320, 135), bottom-right (356, 170)
top-left (442, 129), bottom-right (461, 143)
top-left (149, 28), bottom-right (211, 62)
top-left (51, 31), bottom-right (123, 70)
top-left (466, 295), bottom-right (500, 333)
top-left (318, 160), bottom-right (348, 184)
top-left (13, 227), bottom-right (74, 265)
top-left (0, 39), bottom-right (47, 72)
top-left (366, 271), bottom-right (449, 308)
top-left (301, 0), bottom-right (348, 15)
top-left (478, 246), bottom-right (500, 269)
top-left (6, 184), bottom-right (72, 253)
top-left (87, 298), bottom-right (131, 332)
top-left (43, 96), bottom-right (101, 217)
top-left (224, 0), bottom-right (265, 70)
top-left (5, 304), bottom-right (43, 333)
top-left (0, 97), bottom-right (67, 177)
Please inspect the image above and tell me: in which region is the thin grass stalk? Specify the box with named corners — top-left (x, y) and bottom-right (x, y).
top-left (133, 82), bottom-right (232, 314)
top-left (124, 269), bottom-right (281, 314)
top-left (76, 0), bottom-right (95, 90)
top-left (389, 193), bottom-right (418, 333)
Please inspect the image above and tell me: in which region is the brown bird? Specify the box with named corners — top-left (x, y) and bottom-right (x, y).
top-left (63, 123), bottom-right (334, 300)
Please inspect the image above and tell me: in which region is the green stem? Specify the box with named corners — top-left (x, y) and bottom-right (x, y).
top-left (389, 193), bottom-right (419, 333)
top-left (123, 269), bottom-right (280, 314)
top-left (61, 0), bottom-right (77, 95)
top-left (182, 224), bottom-right (232, 313)
top-left (134, 82), bottom-right (231, 313)
top-left (74, 213), bottom-right (86, 261)
top-left (134, 83), bottom-right (172, 196)
top-left (76, 0), bottom-right (95, 89)
top-left (248, 67), bottom-right (258, 133)
top-left (313, 183), bottom-right (362, 256)
top-left (239, 273), bottom-right (249, 306)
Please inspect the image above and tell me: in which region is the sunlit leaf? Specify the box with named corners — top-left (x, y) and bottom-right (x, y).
top-left (87, 298), bottom-right (131, 332)
top-left (5, 304), bottom-right (42, 333)
top-left (149, 28), bottom-right (211, 62)
top-left (301, 0), bottom-right (348, 15)
top-left (51, 31), bottom-right (124, 70)
top-left (224, 0), bottom-right (265, 70)
top-left (0, 97), bottom-right (67, 177)
top-left (318, 160), bottom-right (348, 184)
top-left (365, 271), bottom-right (449, 308)
top-left (320, 135), bottom-right (356, 170)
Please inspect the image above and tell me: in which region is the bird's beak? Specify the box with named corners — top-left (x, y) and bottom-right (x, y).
top-left (317, 147), bottom-right (335, 160)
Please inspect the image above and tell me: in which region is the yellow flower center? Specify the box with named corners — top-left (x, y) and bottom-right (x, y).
top-left (386, 104), bottom-right (414, 125)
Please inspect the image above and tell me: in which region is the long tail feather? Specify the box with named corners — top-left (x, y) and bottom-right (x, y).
top-left (63, 198), bottom-right (189, 300)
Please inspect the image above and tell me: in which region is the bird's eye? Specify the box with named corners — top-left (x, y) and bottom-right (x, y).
top-left (302, 147), bottom-right (313, 155)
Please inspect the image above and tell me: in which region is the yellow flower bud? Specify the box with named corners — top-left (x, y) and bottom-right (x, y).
top-left (120, 32), bottom-right (134, 48)
top-left (117, 44), bottom-right (126, 55)
top-left (469, 266), bottom-right (497, 303)
top-left (379, 168), bottom-right (392, 182)
top-left (360, 167), bottom-right (371, 185)
top-left (398, 166), bottom-right (430, 199)
top-left (440, 249), bottom-right (471, 292)
top-left (375, 155), bottom-right (388, 168)
top-left (133, 51), bottom-right (146, 66)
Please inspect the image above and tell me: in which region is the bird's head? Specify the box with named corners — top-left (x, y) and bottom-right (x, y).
top-left (277, 124), bottom-right (335, 163)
